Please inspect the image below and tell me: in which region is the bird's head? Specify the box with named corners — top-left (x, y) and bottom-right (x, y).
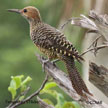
top-left (8, 6), bottom-right (41, 23)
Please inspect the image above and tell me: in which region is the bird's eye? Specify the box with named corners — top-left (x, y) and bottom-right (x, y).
top-left (23, 9), bottom-right (27, 13)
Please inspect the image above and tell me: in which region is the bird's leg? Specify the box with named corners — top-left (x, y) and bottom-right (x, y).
top-left (41, 57), bottom-right (60, 72)
top-left (51, 59), bottom-right (60, 66)
top-left (41, 57), bottom-right (50, 73)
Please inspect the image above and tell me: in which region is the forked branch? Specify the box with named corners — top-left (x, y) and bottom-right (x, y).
top-left (6, 74), bottom-right (49, 108)
top-left (36, 54), bottom-right (108, 108)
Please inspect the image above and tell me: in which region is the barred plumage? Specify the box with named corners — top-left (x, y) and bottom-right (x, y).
top-left (31, 22), bottom-right (83, 62)
top-left (8, 6), bottom-right (92, 98)
top-left (30, 22), bottom-right (92, 97)
top-left (62, 56), bottom-right (92, 97)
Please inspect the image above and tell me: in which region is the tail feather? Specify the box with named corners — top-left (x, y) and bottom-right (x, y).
top-left (62, 55), bottom-right (92, 98)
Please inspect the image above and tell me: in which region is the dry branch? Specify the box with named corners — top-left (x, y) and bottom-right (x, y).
top-left (71, 14), bottom-right (97, 30)
top-left (70, 10), bottom-right (108, 41)
top-left (81, 44), bottom-right (108, 56)
top-left (89, 62), bottom-right (108, 97)
top-left (36, 54), bottom-right (108, 108)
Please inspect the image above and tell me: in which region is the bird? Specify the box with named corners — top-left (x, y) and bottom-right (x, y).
top-left (8, 6), bottom-right (92, 98)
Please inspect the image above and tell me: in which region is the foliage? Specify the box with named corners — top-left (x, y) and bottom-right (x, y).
top-left (7, 76), bottom-right (80, 108)
top-left (8, 75), bottom-right (32, 100)
top-left (40, 82), bottom-right (81, 108)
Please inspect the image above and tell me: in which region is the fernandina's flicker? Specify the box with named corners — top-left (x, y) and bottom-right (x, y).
top-left (8, 6), bottom-right (92, 98)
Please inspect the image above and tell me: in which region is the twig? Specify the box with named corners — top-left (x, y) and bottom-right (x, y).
top-left (7, 87), bottom-right (30, 108)
top-left (21, 86), bottom-right (31, 96)
top-left (59, 17), bottom-right (85, 30)
top-left (86, 35), bottom-right (102, 56)
top-left (6, 74), bottom-right (49, 108)
top-left (87, 35), bottom-right (102, 49)
top-left (60, 18), bottom-right (73, 30)
top-left (81, 44), bottom-right (108, 56)
top-left (37, 97), bottom-right (55, 108)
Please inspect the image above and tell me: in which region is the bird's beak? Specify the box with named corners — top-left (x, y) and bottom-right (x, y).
top-left (8, 9), bottom-right (21, 14)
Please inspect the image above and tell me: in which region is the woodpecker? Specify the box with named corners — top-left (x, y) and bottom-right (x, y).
top-left (8, 6), bottom-right (92, 98)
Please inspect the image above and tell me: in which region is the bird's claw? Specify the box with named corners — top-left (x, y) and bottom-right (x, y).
top-left (42, 59), bottom-right (49, 73)
top-left (51, 59), bottom-right (60, 67)
top-left (41, 56), bottom-right (60, 73)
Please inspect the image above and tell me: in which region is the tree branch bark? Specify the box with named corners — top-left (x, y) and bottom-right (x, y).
top-left (36, 54), bottom-right (108, 108)
top-left (71, 10), bottom-right (108, 41)
top-left (89, 62), bottom-right (108, 97)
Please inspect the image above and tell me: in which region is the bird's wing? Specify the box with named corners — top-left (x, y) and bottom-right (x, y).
top-left (45, 24), bottom-right (83, 61)
top-left (35, 23), bottom-right (83, 62)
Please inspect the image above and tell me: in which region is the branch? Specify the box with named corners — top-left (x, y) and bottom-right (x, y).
top-left (89, 62), bottom-right (108, 97)
top-left (37, 97), bottom-right (55, 108)
top-left (36, 54), bottom-right (108, 108)
top-left (71, 14), bottom-right (97, 30)
top-left (7, 74), bottom-right (49, 108)
top-left (7, 86), bottom-right (31, 108)
top-left (70, 10), bottom-right (108, 41)
top-left (61, 18), bottom-right (108, 57)
top-left (81, 44), bottom-right (108, 56)
top-left (60, 16), bottom-right (97, 31)
top-left (60, 18), bottom-right (73, 30)
top-left (87, 36), bottom-right (102, 50)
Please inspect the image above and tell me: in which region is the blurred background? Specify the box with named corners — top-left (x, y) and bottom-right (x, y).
top-left (0, 0), bottom-right (108, 107)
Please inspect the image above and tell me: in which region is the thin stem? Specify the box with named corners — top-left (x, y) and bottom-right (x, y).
top-left (81, 45), bottom-right (108, 56)
top-left (6, 74), bottom-right (49, 108)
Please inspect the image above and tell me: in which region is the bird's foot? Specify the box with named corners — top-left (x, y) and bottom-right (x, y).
top-left (51, 59), bottom-right (60, 66)
top-left (42, 58), bottom-right (49, 73)
top-left (41, 57), bottom-right (60, 72)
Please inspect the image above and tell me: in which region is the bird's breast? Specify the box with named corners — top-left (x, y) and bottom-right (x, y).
top-left (35, 45), bottom-right (57, 60)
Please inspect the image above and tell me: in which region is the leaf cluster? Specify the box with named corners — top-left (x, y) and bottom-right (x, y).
top-left (40, 82), bottom-right (80, 108)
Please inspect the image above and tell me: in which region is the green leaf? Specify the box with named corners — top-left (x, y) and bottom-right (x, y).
top-left (12, 75), bottom-right (24, 89)
top-left (8, 75), bottom-right (32, 100)
top-left (19, 96), bottom-right (25, 101)
top-left (21, 76), bottom-right (32, 86)
top-left (9, 79), bottom-right (17, 89)
top-left (43, 82), bottom-right (57, 90)
top-left (62, 102), bottom-right (75, 108)
top-left (42, 99), bottom-right (54, 106)
top-left (62, 101), bottom-right (81, 108)
top-left (40, 82), bottom-right (65, 107)
top-left (41, 89), bottom-right (58, 98)
top-left (8, 87), bottom-right (16, 100)
top-left (8, 75), bottom-right (24, 100)
top-left (40, 82), bottom-right (57, 95)
top-left (55, 93), bottom-right (65, 108)
top-left (72, 101), bottom-right (80, 108)
top-left (20, 84), bottom-right (27, 92)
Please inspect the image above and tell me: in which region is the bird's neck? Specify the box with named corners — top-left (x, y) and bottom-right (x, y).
top-left (29, 19), bottom-right (41, 30)
top-left (29, 19), bottom-right (42, 43)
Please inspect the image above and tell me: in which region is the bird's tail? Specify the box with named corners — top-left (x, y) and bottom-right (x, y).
top-left (62, 56), bottom-right (92, 98)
